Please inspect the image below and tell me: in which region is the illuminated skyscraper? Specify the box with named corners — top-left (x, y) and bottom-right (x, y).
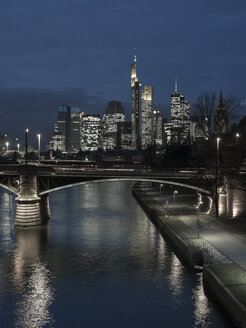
top-left (131, 50), bottom-right (154, 150)
top-left (131, 50), bottom-right (142, 150)
top-left (57, 105), bottom-right (81, 152)
top-left (153, 110), bottom-right (166, 146)
top-left (165, 79), bottom-right (190, 144)
top-left (101, 101), bottom-right (125, 150)
top-left (141, 86), bottom-right (153, 149)
top-left (80, 114), bottom-right (101, 151)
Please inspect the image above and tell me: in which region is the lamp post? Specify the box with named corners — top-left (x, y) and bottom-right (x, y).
top-left (173, 190), bottom-right (178, 217)
top-left (215, 138), bottom-right (220, 218)
top-left (25, 129), bottom-right (29, 167)
top-left (197, 201), bottom-right (203, 238)
top-left (6, 142), bottom-right (9, 152)
top-left (235, 133), bottom-right (240, 171)
top-left (37, 134), bottom-right (41, 161)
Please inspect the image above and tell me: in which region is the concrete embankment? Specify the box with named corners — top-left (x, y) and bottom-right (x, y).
top-left (132, 182), bottom-right (204, 269)
top-left (204, 264), bottom-right (246, 328)
top-left (133, 182), bottom-right (246, 328)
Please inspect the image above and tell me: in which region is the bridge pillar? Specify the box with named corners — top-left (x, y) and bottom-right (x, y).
top-left (15, 175), bottom-right (44, 227)
top-left (40, 194), bottom-right (51, 221)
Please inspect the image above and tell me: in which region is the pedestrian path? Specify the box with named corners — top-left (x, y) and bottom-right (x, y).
top-left (144, 186), bottom-right (246, 270)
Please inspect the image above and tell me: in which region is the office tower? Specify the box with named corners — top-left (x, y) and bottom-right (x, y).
top-left (166, 79), bottom-right (191, 144)
top-left (49, 124), bottom-right (65, 151)
top-left (131, 50), bottom-right (142, 150)
top-left (153, 110), bottom-right (166, 146)
top-left (131, 50), bottom-right (154, 150)
top-left (141, 86), bottom-right (153, 149)
top-left (71, 110), bottom-right (82, 152)
top-left (214, 90), bottom-right (228, 135)
top-left (117, 122), bottom-right (132, 150)
top-left (101, 101), bottom-right (125, 150)
top-left (57, 105), bottom-right (81, 152)
top-left (80, 114), bottom-right (101, 151)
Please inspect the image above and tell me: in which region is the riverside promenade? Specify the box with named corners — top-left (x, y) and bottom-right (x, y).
top-left (133, 182), bottom-right (246, 328)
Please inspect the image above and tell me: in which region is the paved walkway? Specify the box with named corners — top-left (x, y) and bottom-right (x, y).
top-left (144, 185), bottom-right (246, 270)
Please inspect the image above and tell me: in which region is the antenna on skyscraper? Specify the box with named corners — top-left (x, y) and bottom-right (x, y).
top-left (134, 48), bottom-right (136, 63)
top-left (175, 77), bottom-right (178, 93)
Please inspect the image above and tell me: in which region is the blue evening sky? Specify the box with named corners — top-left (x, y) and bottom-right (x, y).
top-left (0, 0), bottom-right (245, 145)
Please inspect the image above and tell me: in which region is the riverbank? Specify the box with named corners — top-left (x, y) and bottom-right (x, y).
top-left (132, 182), bottom-right (246, 328)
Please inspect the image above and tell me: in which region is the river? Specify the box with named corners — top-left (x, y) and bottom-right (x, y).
top-left (0, 181), bottom-right (234, 327)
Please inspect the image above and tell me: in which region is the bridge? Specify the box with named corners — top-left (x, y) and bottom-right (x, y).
top-left (0, 163), bottom-right (210, 227)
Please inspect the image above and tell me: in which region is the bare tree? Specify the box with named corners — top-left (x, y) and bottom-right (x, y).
top-left (193, 92), bottom-right (243, 136)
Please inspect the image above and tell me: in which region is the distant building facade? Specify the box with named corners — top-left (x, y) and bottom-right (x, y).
top-left (57, 105), bottom-right (81, 152)
top-left (80, 114), bottom-right (101, 151)
top-left (141, 86), bottom-right (153, 149)
top-left (153, 110), bottom-right (167, 146)
top-left (165, 79), bottom-right (191, 144)
top-left (117, 122), bottom-right (132, 150)
top-left (49, 124), bottom-right (65, 151)
top-left (101, 101), bottom-right (125, 150)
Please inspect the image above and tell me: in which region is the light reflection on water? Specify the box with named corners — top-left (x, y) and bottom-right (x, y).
top-left (11, 228), bottom-right (54, 328)
top-left (192, 274), bottom-right (210, 328)
top-left (0, 183), bottom-right (233, 327)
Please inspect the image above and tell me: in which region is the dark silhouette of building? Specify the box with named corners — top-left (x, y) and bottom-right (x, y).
top-left (214, 90), bottom-right (229, 135)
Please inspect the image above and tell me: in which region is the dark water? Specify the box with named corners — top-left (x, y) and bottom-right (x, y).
top-left (0, 181), bottom-right (233, 327)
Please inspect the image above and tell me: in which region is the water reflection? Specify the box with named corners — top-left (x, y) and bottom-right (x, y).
top-left (0, 192), bottom-right (15, 247)
top-left (168, 252), bottom-right (183, 299)
top-left (0, 182), bottom-right (232, 327)
top-left (12, 228), bottom-right (54, 328)
top-left (192, 273), bottom-right (210, 327)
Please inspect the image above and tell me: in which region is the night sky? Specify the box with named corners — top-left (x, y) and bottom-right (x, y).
top-left (0, 0), bottom-right (245, 146)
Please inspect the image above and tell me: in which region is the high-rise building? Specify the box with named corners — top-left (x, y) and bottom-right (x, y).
top-left (117, 122), bottom-right (132, 150)
top-left (49, 124), bottom-right (65, 151)
top-left (214, 90), bottom-right (228, 135)
top-left (57, 105), bottom-right (81, 152)
top-left (80, 114), bottom-right (101, 151)
top-left (165, 79), bottom-right (191, 144)
top-left (153, 110), bottom-right (167, 146)
top-left (101, 101), bottom-right (125, 150)
top-left (131, 50), bottom-right (154, 150)
top-left (131, 50), bottom-right (142, 150)
top-left (141, 86), bottom-right (153, 149)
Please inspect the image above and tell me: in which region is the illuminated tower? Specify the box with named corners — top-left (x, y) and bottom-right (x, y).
top-left (168, 79), bottom-right (190, 144)
top-left (131, 50), bottom-right (154, 150)
top-left (214, 90), bottom-right (228, 135)
top-left (131, 50), bottom-right (142, 150)
top-left (141, 85), bottom-right (153, 149)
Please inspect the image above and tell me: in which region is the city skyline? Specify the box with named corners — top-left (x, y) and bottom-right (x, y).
top-left (0, 0), bottom-right (245, 144)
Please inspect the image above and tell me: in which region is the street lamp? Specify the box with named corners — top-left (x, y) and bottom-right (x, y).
top-left (216, 137), bottom-right (220, 172)
top-left (25, 128), bottom-right (29, 167)
top-left (173, 190), bottom-right (178, 217)
top-left (37, 134), bottom-right (41, 161)
top-left (215, 137), bottom-right (220, 218)
top-left (6, 142), bottom-right (9, 152)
